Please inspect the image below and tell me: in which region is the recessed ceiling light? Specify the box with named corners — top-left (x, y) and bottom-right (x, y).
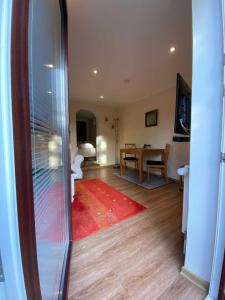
top-left (47, 91), bottom-right (52, 94)
top-left (123, 79), bottom-right (130, 84)
top-left (100, 95), bottom-right (104, 99)
top-left (93, 69), bottom-right (98, 75)
top-left (44, 64), bottom-right (54, 68)
top-left (169, 46), bottom-right (176, 53)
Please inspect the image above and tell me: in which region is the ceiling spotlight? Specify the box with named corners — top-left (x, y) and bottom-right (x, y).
top-left (100, 95), bottom-right (104, 100)
top-left (123, 79), bottom-right (130, 84)
top-left (169, 46), bottom-right (176, 53)
top-left (44, 64), bottom-right (54, 68)
top-left (47, 91), bottom-right (52, 94)
top-left (93, 69), bottom-right (98, 75)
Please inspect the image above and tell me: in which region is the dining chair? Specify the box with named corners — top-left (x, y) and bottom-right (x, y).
top-left (143, 144), bottom-right (151, 149)
top-left (146, 144), bottom-right (170, 181)
top-left (123, 143), bottom-right (139, 170)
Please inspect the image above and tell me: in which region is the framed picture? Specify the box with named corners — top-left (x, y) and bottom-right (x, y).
top-left (145, 109), bottom-right (158, 127)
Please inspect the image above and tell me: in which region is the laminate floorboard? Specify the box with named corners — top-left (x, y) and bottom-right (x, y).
top-left (68, 167), bottom-right (206, 300)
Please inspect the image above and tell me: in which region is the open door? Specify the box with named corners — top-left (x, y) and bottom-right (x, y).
top-left (11, 0), bottom-right (71, 299)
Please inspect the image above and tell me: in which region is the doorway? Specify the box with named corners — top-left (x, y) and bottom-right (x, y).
top-left (76, 109), bottom-right (97, 167)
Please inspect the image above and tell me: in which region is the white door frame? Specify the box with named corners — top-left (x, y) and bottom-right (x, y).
top-left (206, 2), bottom-right (225, 299)
top-left (0, 1), bottom-right (27, 299)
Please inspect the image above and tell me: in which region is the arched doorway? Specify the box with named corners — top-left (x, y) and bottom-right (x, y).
top-left (76, 109), bottom-right (97, 166)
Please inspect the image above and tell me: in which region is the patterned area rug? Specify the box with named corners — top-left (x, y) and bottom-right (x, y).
top-left (72, 179), bottom-right (146, 241)
top-left (113, 169), bottom-right (174, 190)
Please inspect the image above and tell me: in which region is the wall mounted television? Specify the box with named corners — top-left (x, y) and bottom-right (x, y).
top-left (174, 73), bottom-right (191, 136)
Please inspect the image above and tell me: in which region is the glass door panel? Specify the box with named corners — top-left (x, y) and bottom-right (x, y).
top-left (28, 1), bottom-right (69, 299)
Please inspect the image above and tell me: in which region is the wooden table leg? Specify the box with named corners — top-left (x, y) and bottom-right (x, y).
top-left (139, 151), bottom-right (143, 183)
top-left (120, 150), bottom-right (123, 176)
top-left (141, 153), bottom-right (144, 183)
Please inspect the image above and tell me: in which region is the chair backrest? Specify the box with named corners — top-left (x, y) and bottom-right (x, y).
top-left (163, 144), bottom-right (170, 162)
top-left (124, 143), bottom-right (136, 158)
top-left (143, 144), bottom-right (151, 149)
top-left (125, 143), bottom-right (136, 149)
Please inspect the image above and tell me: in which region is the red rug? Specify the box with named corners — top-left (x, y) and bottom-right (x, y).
top-left (72, 179), bottom-right (146, 241)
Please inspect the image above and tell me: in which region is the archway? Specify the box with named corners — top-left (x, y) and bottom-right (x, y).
top-left (76, 109), bottom-right (97, 165)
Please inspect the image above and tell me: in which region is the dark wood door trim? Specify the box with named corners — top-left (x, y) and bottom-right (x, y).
top-left (59, 0), bottom-right (72, 242)
top-left (11, 0), bottom-right (42, 299)
top-left (58, 1), bottom-right (72, 299)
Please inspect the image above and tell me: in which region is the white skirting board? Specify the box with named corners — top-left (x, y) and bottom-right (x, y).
top-left (205, 295), bottom-right (215, 300)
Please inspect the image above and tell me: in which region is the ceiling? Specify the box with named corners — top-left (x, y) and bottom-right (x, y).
top-left (67, 0), bottom-right (192, 107)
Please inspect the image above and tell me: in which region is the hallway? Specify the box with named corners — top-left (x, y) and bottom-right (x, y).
top-left (68, 167), bottom-right (206, 300)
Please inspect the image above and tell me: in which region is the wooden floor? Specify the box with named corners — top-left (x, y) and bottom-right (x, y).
top-left (68, 167), bottom-right (206, 300)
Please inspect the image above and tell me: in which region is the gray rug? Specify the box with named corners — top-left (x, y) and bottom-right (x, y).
top-left (113, 169), bottom-right (174, 190)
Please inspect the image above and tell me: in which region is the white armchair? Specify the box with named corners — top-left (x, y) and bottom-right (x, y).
top-left (71, 154), bottom-right (84, 179)
top-left (71, 154), bottom-right (84, 201)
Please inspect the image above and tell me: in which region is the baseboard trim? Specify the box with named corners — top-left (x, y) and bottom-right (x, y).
top-left (120, 165), bottom-right (178, 181)
top-left (97, 164), bottom-right (116, 169)
top-left (168, 176), bottom-right (178, 183)
top-left (180, 266), bottom-right (209, 291)
top-left (205, 295), bottom-right (215, 300)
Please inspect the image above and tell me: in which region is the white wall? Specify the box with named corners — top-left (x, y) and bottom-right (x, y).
top-left (185, 0), bottom-right (223, 284)
top-left (118, 87), bottom-right (190, 179)
top-left (70, 101), bottom-right (117, 166)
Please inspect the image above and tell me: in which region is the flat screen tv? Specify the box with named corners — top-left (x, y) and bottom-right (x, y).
top-left (174, 73), bottom-right (191, 136)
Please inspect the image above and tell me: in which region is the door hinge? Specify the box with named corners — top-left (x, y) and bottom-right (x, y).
top-left (0, 252), bottom-right (5, 282)
top-left (221, 153), bottom-right (225, 163)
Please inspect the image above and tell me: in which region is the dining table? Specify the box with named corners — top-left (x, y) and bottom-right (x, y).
top-left (120, 147), bottom-right (165, 183)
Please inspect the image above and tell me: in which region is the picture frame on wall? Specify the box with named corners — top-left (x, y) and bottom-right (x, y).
top-left (145, 109), bottom-right (158, 127)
